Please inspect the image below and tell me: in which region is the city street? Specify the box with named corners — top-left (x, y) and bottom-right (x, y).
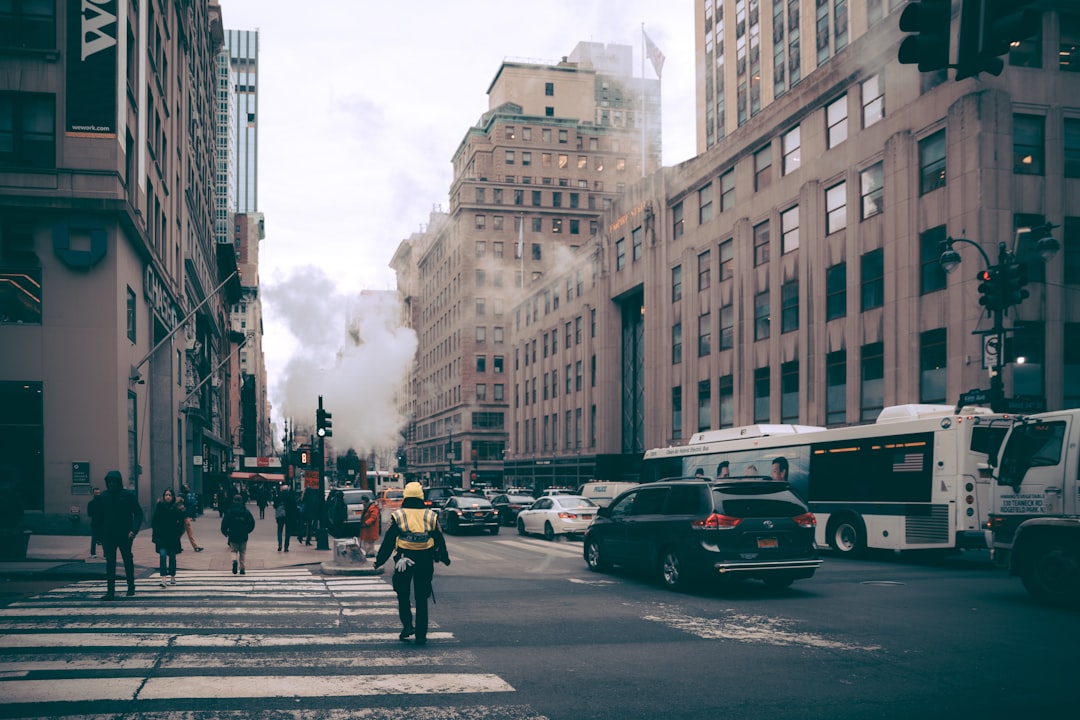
top-left (0, 514), bottom-right (1076, 719)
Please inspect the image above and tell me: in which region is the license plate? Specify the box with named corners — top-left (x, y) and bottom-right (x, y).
top-left (581, 515), bottom-right (593, 520)
top-left (471, 512), bottom-right (483, 518)
top-left (757, 537), bottom-right (778, 549)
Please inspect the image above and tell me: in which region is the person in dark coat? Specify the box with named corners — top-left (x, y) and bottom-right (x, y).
top-left (151, 488), bottom-right (185, 587)
top-left (273, 483), bottom-right (299, 552)
top-left (373, 482), bottom-right (451, 645)
top-left (221, 494), bottom-right (256, 575)
top-left (87, 486), bottom-right (103, 557)
top-left (99, 470), bottom-right (144, 600)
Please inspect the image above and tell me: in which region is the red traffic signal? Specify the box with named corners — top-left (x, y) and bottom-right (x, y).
top-left (977, 268), bottom-right (1000, 310)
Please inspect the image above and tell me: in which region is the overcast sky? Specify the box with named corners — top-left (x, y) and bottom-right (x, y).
top-left (218, 0), bottom-right (698, 443)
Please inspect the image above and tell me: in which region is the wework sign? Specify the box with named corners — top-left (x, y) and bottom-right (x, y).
top-left (66, 0), bottom-right (118, 136)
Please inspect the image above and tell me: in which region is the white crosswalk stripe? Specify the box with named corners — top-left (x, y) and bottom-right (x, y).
top-left (0, 568), bottom-right (548, 719)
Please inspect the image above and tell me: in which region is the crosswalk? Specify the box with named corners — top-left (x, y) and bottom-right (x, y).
top-left (0, 567), bottom-right (549, 719)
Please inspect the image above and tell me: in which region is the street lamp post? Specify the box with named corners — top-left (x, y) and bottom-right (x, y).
top-left (939, 224), bottom-right (1060, 411)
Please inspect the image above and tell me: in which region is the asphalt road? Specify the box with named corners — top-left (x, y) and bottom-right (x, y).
top-left (0, 527), bottom-right (1075, 719)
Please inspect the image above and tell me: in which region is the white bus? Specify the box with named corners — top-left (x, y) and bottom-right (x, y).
top-left (641, 405), bottom-right (1014, 555)
top-left (366, 470), bottom-right (402, 493)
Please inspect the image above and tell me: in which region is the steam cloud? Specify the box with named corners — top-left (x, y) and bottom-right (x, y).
top-left (263, 266), bottom-right (417, 460)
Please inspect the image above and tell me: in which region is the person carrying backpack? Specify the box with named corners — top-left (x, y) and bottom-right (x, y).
top-left (221, 494), bottom-right (256, 575)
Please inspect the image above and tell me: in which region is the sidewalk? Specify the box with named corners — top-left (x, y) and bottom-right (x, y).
top-left (0, 504), bottom-right (335, 580)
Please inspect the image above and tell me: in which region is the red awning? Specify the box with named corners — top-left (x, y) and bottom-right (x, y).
top-left (229, 471), bottom-right (285, 483)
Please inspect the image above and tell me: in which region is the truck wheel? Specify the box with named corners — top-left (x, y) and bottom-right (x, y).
top-left (1020, 542), bottom-right (1080, 607)
top-left (827, 515), bottom-right (866, 556)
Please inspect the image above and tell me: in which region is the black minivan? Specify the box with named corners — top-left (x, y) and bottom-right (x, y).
top-left (583, 477), bottom-right (822, 591)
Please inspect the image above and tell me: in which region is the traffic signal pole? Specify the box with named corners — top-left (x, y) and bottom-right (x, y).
top-left (314, 395), bottom-right (331, 551)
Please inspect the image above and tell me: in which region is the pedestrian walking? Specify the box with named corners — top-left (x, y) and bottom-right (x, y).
top-left (373, 482), bottom-right (451, 645)
top-left (256, 485), bottom-right (268, 519)
top-left (221, 494), bottom-right (256, 575)
top-left (98, 470), bottom-right (143, 600)
top-left (301, 486), bottom-right (320, 545)
top-left (274, 483), bottom-right (299, 551)
top-left (87, 486), bottom-right (103, 557)
top-left (151, 488), bottom-right (185, 587)
top-left (360, 495), bottom-right (381, 557)
top-left (175, 499), bottom-right (204, 552)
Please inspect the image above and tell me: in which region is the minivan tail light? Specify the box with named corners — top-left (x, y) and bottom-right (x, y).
top-left (692, 513), bottom-right (742, 529)
top-left (792, 512), bottom-right (816, 529)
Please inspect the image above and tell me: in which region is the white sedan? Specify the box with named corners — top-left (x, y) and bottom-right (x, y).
top-left (516, 495), bottom-right (599, 540)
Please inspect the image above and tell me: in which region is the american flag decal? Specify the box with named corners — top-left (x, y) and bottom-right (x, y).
top-left (893, 452), bottom-right (924, 472)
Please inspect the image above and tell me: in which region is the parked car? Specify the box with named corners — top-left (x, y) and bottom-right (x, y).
top-left (583, 477), bottom-right (822, 591)
top-left (517, 495), bottom-right (599, 540)
top-left (440, 496), bottom-right (500, 535)
top-left (490, 493), bottom-right (535, 526)
top-left (378, 488), bottom-right (405, 511)
top-left (325, 488), bottom-right (375, 536)
top-left (423, 486), bottom-right (460, 509)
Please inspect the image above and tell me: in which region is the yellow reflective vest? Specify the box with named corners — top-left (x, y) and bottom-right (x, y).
top-left (391, 507), bottom-right (437, 551)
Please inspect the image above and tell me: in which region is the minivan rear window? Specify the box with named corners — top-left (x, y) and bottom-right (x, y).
top-left (716, 494), bottom-right (806, 518)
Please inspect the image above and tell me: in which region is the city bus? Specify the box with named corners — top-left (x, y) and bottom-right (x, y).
top-left (641, 405), bottom-right (1015, 555)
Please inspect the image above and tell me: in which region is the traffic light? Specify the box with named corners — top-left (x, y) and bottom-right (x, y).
top-left (956, 0), bottom-right (1041, 80)
top-left (1000, 261), bottom-right (1030, 307)
top-left (977, 268), bottom-right (1000, 310)
top-left (898, 0), bottom-right (952, 72)
top-left (316, 408), bottom-right (333, 438)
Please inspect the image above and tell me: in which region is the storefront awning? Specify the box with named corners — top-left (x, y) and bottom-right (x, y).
top-left (229, 471), bottom-right (285, 483)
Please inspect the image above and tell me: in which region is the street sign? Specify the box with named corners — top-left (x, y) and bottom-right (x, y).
top-left (982, 335), bottom-right (999, 370)
top-left (1001, 396), bottom-right (1046, 414)
top-left (958, 389), bottom-right (990, 405)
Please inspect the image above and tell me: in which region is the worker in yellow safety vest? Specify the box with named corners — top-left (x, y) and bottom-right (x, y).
top-left (373, 482), bottom-right (451, 644)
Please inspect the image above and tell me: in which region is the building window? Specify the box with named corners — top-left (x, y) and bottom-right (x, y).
top-left (753, 221), bottom-right (770, 266)
top-left (1013, 114), bottom-right (1045, 175)
top-left (1066, 118), bottom-right (1080, 178)
top-left (493, 384), bottom-right (505, 402)
top-left (699, 183), bottom-right (714, 224)
top-left (754, 290), bottom-right (770, 341)
top-left (672, 386), bottom-right (682, 440)
top-left (782, 126), bottom-right (801, 175)
top-left (125, 287), bottom-right (136, 342)
top-left (781, 280), bottom-right (799, 333)
top-left (920, 328), bottom-right (947, 404)
top-left (0, 264), bottom-right (42, 324)
top-left (476, 384), bottom-right (487, 401)
top-left (696, 250), bottom-right (711, 291)
top-left (719, 375), bottom-right (734, 428)
top-left (672, 265), bottom-right (682, 302)
top-left (505, 150), bottom-right (515, 165)
top-left (826, 181), bottom-right (847, 234)
top-left (545, 82), bottom-right (554, 96)
top-left (475, 355), bottom-right (486, 372)
top-left (826, 95), bottom-right (848, 148)
top-left (754, 144), bottom-right (773, 191)
top-left (632, 226), bottom-right (642, 261)
top-left (920, 225), bottom-right (947, 294)
top-left (0, 2), bottom-right (56, 49)
top-left (826, 263), bottom-right (847, 320)
top-left (476, 327), bottom-right (486, 343)
top-left (919, 130), bottom-right (946, 194)
top-left (862, 73), bottom-right (884, 127)
top-left (1062, 14), bottom-right (1080, 71)
top-left (532, 243), bottom-right (542, 260)
top-left (698, 312), bottom-right (712, 357)
top-left (754, 366), bottom-right (770, 423)
top-left (719, 238), bottom-right (733, 280)
top-left (781, 206), bottom-right (799, 254)
top-left (826, 349), bottom-right (847, 426)
top-left (616, 238), bottom-right (626, 270)
top-left (475, 269), bottom-right (486, 287)
top-left (673, 202), bottom-right (685, 237)
top-left (719, 303), bottom-right (734, 351)
top-left (860, 162), bottom-right (884, 219)
top-left (494, 355), bottom-right (504, 373)
top-left (475, 298), bottom-right (486, 317)
top-left (0, 92), bottom-right (56, 168)
top-left (475, 214), bottom-right (486, 230)
top-left (781, 360), bottom-right (799, 423)
top-left (697, 380), bottom-right (712, 432)
top-left (720, 169), bottom-right (735, 211)
top-left (672, 322), bottom-right (682, 364)
top-left (1010, 21), bottom-right (1042, 67)
top-left (531, 190), bottom-right (541, 206)
top-left (861, 342), bottom-right (885, 421)
top-left (861, 248), bottom-right (884, 310)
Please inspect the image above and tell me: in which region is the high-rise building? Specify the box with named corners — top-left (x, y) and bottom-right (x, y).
top-left (225, 30), bottom-right (259, 213)
top-left (392, 42), bottom-right (661, 487)
top-left (0, 1), bottom-right (237, 530)
top-left (500, 3), bottom-right (1080, 489)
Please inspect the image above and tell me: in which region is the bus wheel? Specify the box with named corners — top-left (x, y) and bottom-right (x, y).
top-left (1020, 541), bottom-right (1080, 607)
top-left (828, 515), bottom-right (866, 555)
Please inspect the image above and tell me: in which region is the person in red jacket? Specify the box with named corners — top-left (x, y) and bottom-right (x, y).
top-left (360, 496), bottom-right (381, 556)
